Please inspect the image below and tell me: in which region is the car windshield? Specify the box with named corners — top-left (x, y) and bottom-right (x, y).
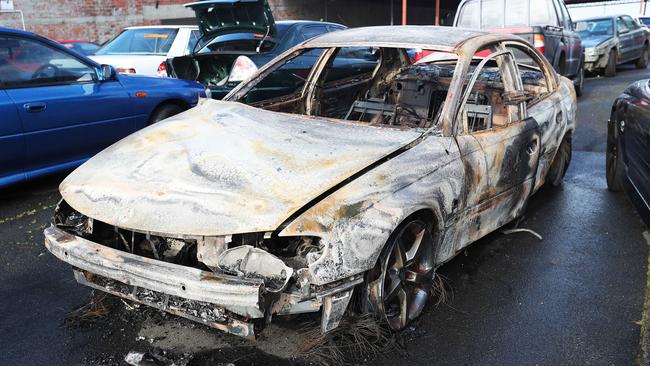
top-left (95, 28), bottom-right (178, 55)
top-left (230, 46), bottom-right (462, 130)
top-left (456, 0), bottom-right (556, 28)
top-left (575, 19), bottom-right (614, 37)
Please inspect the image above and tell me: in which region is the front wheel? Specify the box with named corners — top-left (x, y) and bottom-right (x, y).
top-left (606, 118), bottom-right (625, 191)
top-left (149, 104), bottom-right (183, 125)
top-left (364, 219), bottom-right (436, 331)
top-left (636, 44), bottom-right (649, 69)
top-left (604, 49), bottom-right (617, 77)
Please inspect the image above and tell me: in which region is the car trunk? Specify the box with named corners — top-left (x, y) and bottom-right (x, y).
top-left (168, 52), bottom-right (241, 87)
top-left (185, 0), bottom-right (277, 40)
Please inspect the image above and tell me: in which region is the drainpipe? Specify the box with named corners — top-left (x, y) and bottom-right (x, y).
top-left (402, 0), bottom-right (407, 25)
top-left (435, 0), bottom-right (440, 25)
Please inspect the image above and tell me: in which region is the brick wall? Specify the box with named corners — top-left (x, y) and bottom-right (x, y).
top-left (0, 0), bottom-right (461, 43)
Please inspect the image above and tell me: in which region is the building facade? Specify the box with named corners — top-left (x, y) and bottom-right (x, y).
top-left (0, 0), bottom-right (462, 43)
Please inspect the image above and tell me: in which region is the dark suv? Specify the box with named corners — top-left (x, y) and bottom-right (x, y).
top-left (454, 0), bottom-right (584, 96)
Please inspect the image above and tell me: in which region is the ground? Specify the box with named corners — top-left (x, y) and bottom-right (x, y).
top-left (1, 65), bottom-right (649, 366)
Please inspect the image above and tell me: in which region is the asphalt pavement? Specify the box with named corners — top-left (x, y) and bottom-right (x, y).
top-left (1, 65), bottom-right (649, 366)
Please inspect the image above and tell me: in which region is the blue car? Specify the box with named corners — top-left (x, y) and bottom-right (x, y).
top-left (0, 27), bottom-right (207, 188)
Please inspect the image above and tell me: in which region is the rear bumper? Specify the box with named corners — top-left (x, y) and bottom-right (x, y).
top-left (44, 225), bottom-right (265, 336)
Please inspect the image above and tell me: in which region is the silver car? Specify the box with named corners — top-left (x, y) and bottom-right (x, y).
top-left (45, 26), bottom-right (577, 339)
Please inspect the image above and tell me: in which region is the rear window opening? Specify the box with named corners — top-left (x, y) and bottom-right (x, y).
top-left (456, 0), bottom-right (557, 29)
top-left (95, 28), bottom-right (179, 56)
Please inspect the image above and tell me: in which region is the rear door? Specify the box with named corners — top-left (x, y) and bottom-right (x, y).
top-left (1, 34), bottom-right (135, 177)
top-left (0, 89), bottom-right (25, 186)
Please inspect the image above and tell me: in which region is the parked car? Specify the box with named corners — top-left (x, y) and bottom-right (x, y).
top-left (45, 26), bottom-right (577, 339)
top-left (454, 0), bottom-right (585, 96)
top-left (167, 0), bottom-right (346, 99)
top-left (91, 26), bottom-right (200, 77)
top-left (57, 39), bottom-right (100, 55)
top-left (0, 27), bottom-right (208, 188)
top-left (575, 15), bottom-right (649, 77)
top-left (607, 79), bottom-right (650, 227)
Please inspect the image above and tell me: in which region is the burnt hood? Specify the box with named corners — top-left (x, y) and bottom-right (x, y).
top-left (60, 100), bottom-right (421, 237)
top-left (185, 0), bottom-right (276, 40)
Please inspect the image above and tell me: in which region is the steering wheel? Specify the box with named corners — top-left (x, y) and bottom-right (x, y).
top-left (32, 64), bottom-right (59, 80)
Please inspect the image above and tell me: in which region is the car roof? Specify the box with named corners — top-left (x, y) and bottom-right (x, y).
top-left (578, 15), bottom-right (631, 21)
top-left (304, 26), bottom-right (489, 51)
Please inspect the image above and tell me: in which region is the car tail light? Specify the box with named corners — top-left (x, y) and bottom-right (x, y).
top-left (116, 67), bottom-right (137, 74)
top-left (228, 56), bottom-right (258, 83)
top-left (156, 61), bottom-right (167, 78)
top-left (533, 34), bottom-right (545, 55)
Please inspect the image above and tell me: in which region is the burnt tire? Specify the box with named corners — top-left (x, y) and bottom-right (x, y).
top-left (547, 135), bottom-right (572, 187)
top-left (604, 49), bottom-right (617, 77)
top-left (363, 219), bottom-right (436, 331)
top-left (636, 44), bottom-right (649, 69)
top-left (606, 118), bottom-right (625, 192)
top-left (149, 103), bottom-right (183, 125)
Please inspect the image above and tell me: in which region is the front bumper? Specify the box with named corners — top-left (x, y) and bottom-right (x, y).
top-left (44, 225), bottom-right (265, 337)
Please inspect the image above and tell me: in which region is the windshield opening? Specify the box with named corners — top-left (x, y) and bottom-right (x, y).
top-left (95, 28), bottom-right (178, 56)
top-left (230, 46), bottom-right (461, 130)
top-left (575, 19), bottom-right (614, 37)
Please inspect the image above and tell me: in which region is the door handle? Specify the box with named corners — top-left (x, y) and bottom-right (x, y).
top-left (526, 139), bottom-right (539, 155)
top-left (23, 103), bottom-right (46, 112)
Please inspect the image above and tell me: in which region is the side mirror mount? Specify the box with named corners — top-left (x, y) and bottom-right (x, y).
top-left (97, 64), bottom-right (116, 81)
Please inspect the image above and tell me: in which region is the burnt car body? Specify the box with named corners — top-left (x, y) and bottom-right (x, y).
top-left (167, 0), bottom-right (346, 100)
top-left (44, 26), bottom-right (577, 339)
top-left (576, 15), bottom-right (649, 77)
top-left (607, 79), bottom-right (650, 227)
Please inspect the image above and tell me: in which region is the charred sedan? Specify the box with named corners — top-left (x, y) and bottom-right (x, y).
top-left (45, 26), bottom-right (577, 338)
top-left (607, 79), bottom-right (650, 227)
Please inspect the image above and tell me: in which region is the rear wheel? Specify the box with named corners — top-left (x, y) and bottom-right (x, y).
top-left (636, 44), bottom-right (649, 69)
top-left (364, 219), bottom-right (436, 331)
top-left (149, 103), bottom-right (183, 125)
top-left (606, 117), bottom-right (625, 191)
top-left (547, 135), bottom-right (572, 187)
top-left (574, 64), bottom-right (584, 97)
top-left (604, 49), bottom-right (617, 77)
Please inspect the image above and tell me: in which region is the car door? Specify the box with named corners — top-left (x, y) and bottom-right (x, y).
top-left (623, 15), bottom-right (646, 58)
top-left (0, 88), bottom-right (26, 186)
top-left (557, 0), bottom-right (582, 76)
top-left (622, 83), bottom-right (650, 206)
top-left (0, 34), bottom-right (135, 177)
top-left (617, 17), bottom-right (635, 62)
top-left (454, 48), bottom-right (541, 250)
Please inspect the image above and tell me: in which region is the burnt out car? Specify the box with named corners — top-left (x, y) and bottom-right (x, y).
top-left (607, 79), bottom-right (650, 227)
top-left (44, 26), bottom-right (576, 338)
